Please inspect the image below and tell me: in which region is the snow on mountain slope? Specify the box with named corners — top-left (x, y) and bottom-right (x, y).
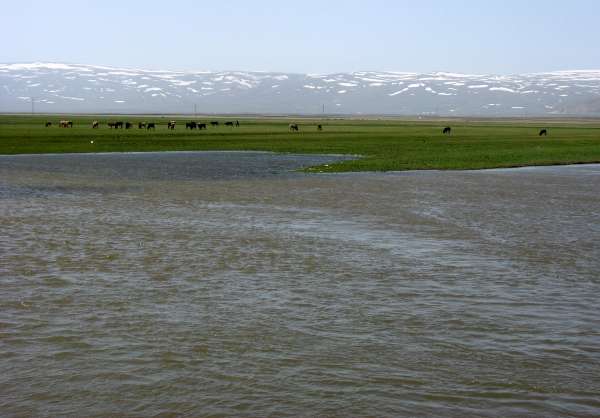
top-left (1, 63), bottom-right (600, 115)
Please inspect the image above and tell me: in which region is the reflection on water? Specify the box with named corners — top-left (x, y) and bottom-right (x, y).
top-left (1, 153), bottom-right (599, 417)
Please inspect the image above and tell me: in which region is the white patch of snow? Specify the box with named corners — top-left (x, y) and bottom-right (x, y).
top-left (108, 71), bottom-right (140, 76)
top-left (389, 88), bottom-right (409, 96)
top-left (489, 87), bottom-right (516, 93)
top-left (58, 96), bottom-right (85, 101)
top-left (170, 79), bottom-right (197, 86)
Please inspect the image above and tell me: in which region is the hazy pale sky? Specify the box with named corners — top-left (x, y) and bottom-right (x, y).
top-left (2, 0), bottom-right (598, 74)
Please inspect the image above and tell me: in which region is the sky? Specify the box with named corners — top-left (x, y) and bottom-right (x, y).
top-left (2, 0), bottom-right (599, 74)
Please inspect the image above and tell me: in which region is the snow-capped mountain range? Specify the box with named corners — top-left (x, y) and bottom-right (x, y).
top-left (2, 62), bottom-right (600, 116)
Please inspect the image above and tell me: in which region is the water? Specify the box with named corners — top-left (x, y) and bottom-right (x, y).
top-left (1, 152), bottom-right (599, 417)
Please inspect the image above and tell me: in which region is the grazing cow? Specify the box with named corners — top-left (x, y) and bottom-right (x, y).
top-left (186, 121), bottom-right (197, 129)
top-left (224, 121), bottom-right (234, 127)
top-left (45, 121), bottom-right (52, 127)
top-left (210, 121), bottom-right (219, 127)
top-left (198, 123), bottom-right (207, 130)
top-left (125, 122), bottom-right (133, 129)
top-left (146, 122), bottom-right (156, 130)
top-left (443, 126), bottom-right (452, 135)
top-left (68, 121), bottom-right (73, 128)
top-left (92, 121), bottom-right (99, 129)
top-left (289, 123), bottom-right (299, 132)
top-left (539, 129), bottom-right (548, 136)
top-left (115, 121), bottom-right (124, 129)
top-left (317, 124), bottom-right (323, 131)
top-left (108, 122), bottom-right (116, 129)
top-left (138, 122), bottom-right (146, 129)
top-left (168, 121), bottom-right (176, 130)
top-left (59, 120), bottom-right (72, 128)
top-left (235, 120), bottom-right (240, 127)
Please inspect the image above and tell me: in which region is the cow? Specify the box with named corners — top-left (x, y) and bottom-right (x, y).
top-left (125, 122), bottom-right (133, 129)
top-left (115, 121), bottom-right (124, 129)
top-left (224, 121), bottom-right (234, 127)
top-left (289, 123), bottom-right (299, 132)
top-left (45, 121), bottom-right (52, 127)
top-left (92, 121), bottom-right (99, 129)
top-left (146, 122), bottom-right (156, 130)
top-left (59, 120), bottom-right (72, 128)
top-left (317, 124), bottom-right (323, 131)
top-left (186, 121), bottom-right (197, 129)
top-left (235, 120), bottom-right (240, 127)
top-left (210, 121), bottom-right (219, 127)
top-left (168, 121), bottom-right (176, 130)
top-left (539, 129), bottom-right (548, 136)
top-left (443, 127), bottom-right (452, 135)
top-left (138, 122), bottom-right (146, 129)
top-left (108, 122), bottom-right (116, 129)
top-left (198, 123), bottom-right (207, 130)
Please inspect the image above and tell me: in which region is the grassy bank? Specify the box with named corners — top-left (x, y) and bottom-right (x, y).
top-left (1, 115), bottom-right (600, 172)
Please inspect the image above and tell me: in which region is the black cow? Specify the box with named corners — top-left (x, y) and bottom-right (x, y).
top-left (317, 124), bottom-right (323, 131)
top-left (289, 123), bottom-right (299, 132)
top-left (224, 121), bottom-right (234, 127)
top-left (115, 121), bottom-right (124, 129)
top-left (235, 120), bottom-right (240, 127)
top-left (186, 121), bottom-right (197, 129)
top-left (198, 123), bottom-right (207, 130)
top-left (92, 121), bottom-right (99, 129)
top-left (539, 129), bottom-right (548, 136)
top-left (138, 122), bottom-right (146, 129)
top-left (146, 123), bottom-right (156, 130)
top-left (443, 127), bottom-right (452, 135)
top-left (45, 121), bottom-right (52, 127)
top-left (210, 121), bottom-right (219, 127)
top-left (125, 122), bottom-right (133, 129)
top-left (108, 122), bottom-right (116, 129)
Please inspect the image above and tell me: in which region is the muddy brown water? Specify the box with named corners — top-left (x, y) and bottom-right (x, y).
top-left (1, 152), bottom-right (599, 417)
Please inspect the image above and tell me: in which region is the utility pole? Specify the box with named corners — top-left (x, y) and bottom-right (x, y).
top-left (31, 97), bottom-right (35, 114)
top-left (194, 104), bottom-right (197, 117)
top-left (322, 104), bottom-right (325, 114)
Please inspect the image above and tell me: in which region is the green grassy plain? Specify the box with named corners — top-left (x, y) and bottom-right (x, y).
top-left (1, 114), bottom-right (600, 172)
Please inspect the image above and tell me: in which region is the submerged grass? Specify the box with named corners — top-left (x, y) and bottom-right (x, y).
top-left (1, 115), bottom-right (600, 171)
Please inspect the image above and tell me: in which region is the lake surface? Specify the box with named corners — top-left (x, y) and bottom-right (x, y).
top-left (1, 152), bottom-right (599, 417)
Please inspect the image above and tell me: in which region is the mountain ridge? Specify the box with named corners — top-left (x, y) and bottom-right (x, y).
top-left (2, 62), bottom-right (600, 116)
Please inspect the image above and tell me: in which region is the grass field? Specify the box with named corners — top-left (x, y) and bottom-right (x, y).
top-left (1, 114), bottom-right (600, 172)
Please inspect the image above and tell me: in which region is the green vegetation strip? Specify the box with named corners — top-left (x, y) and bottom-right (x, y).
top-left (1, 115), bottom-right (600, 172)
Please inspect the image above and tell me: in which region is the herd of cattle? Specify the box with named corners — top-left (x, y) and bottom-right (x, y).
top-left (44, 120), bottom-right (327, 132)
top-left (46, 119), bottom-right (244, 130)
top-left (44, 121), bottom-right (549, 136)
